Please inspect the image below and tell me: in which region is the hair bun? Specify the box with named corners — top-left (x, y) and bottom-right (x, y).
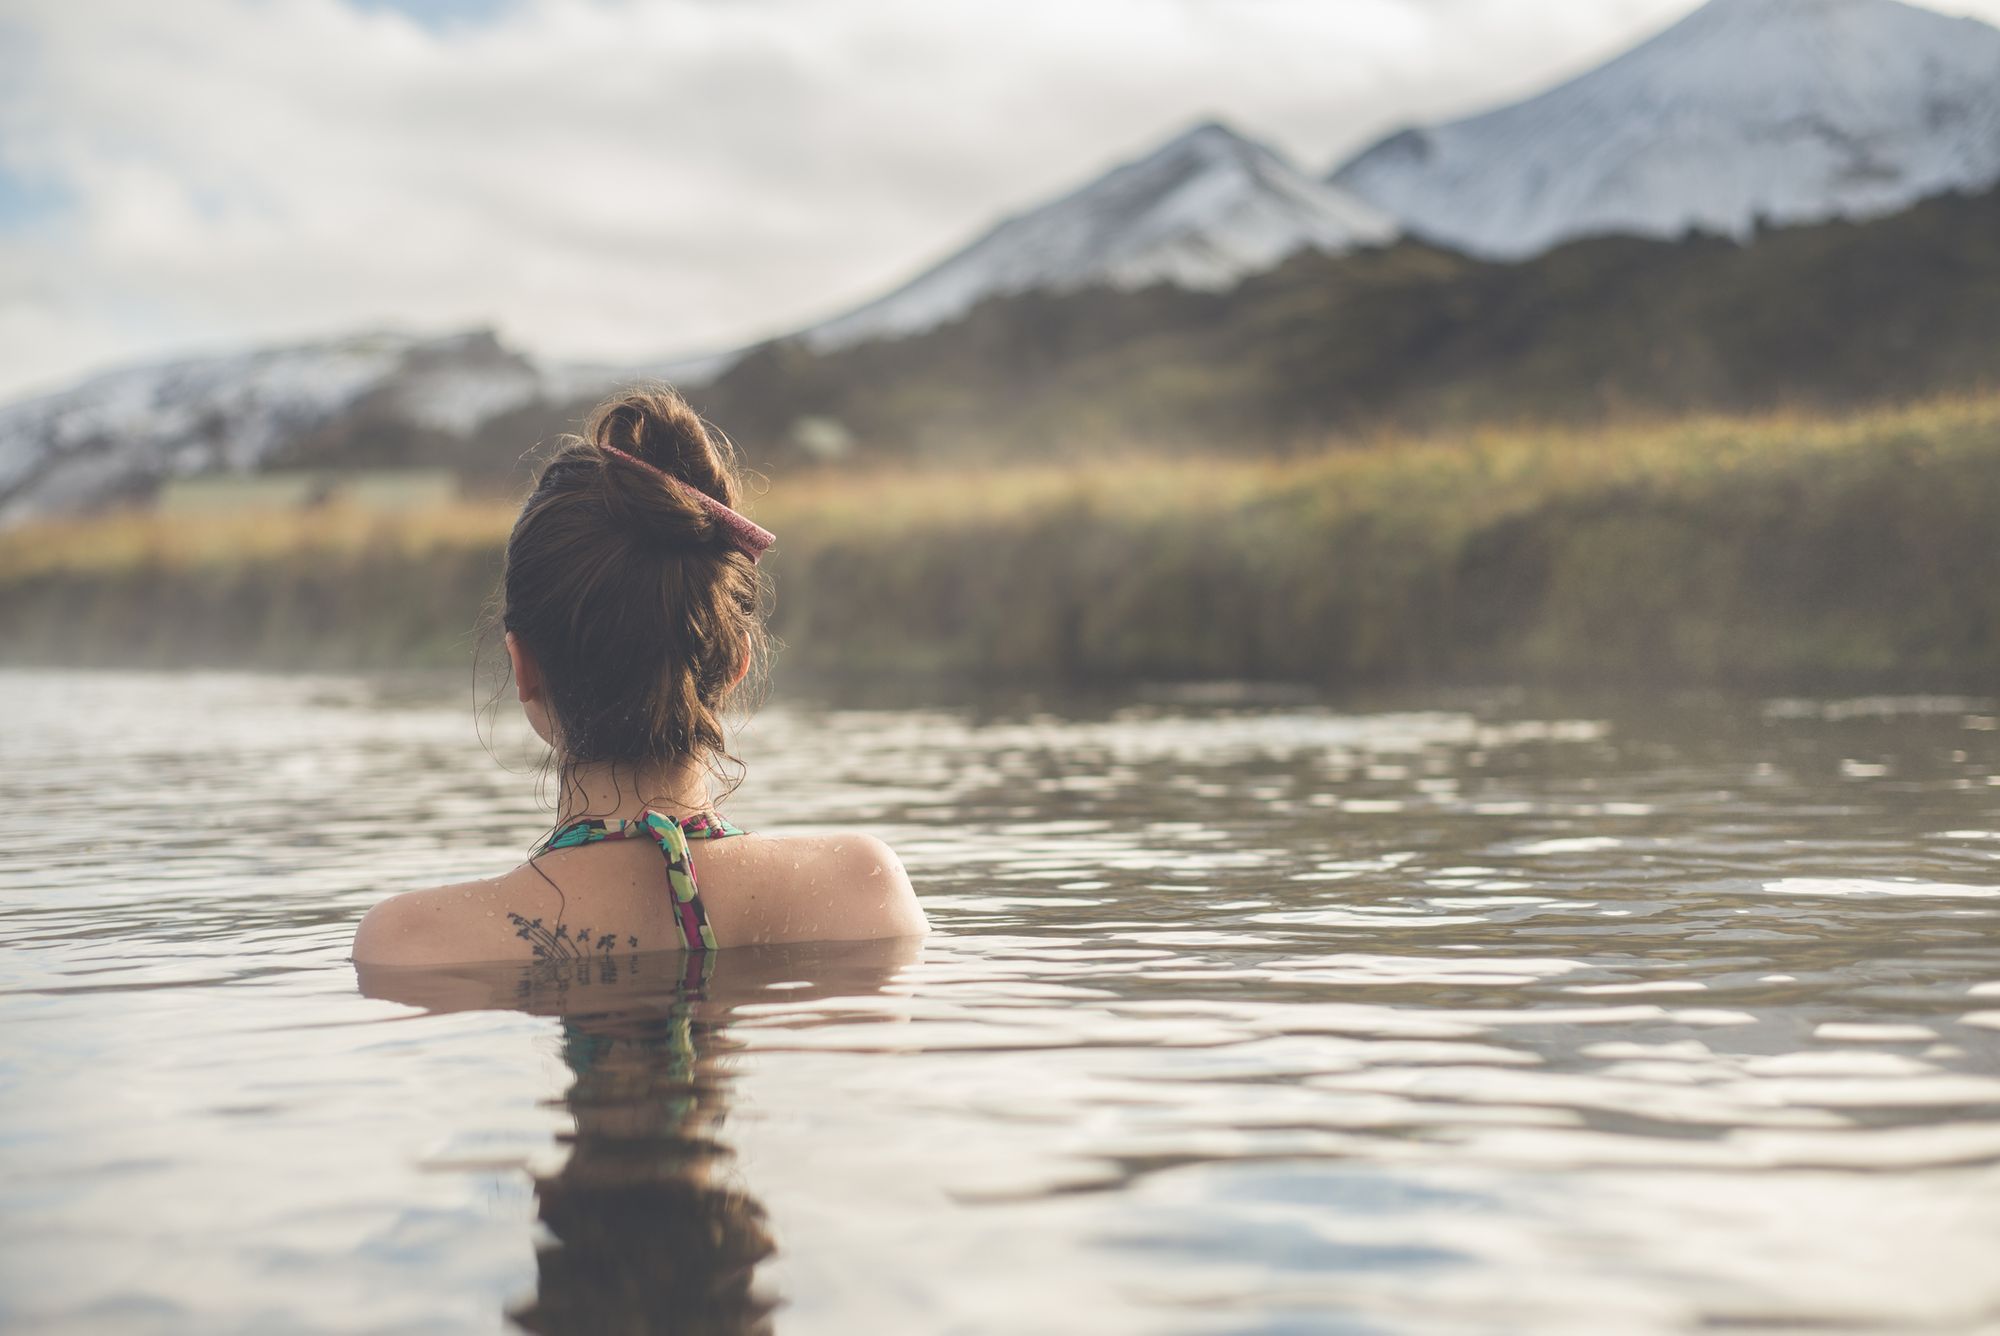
top-left (594, 391), bottom-right (734, 498)
top-left (590, 389), bottom-right (740, 552)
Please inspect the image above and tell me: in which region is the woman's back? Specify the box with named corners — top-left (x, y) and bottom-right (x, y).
top-left (354, 814), bottom-right (923, 968)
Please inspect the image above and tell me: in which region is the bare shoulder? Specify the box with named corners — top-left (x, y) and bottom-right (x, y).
top-left (703, 830), bottom-right (928, 945)
top-left (352, 830), bottom-right (926, 962)
top-left (352, 877), bottom-right (511, 967)
top-left (819, 832), bottom-right (924, 928)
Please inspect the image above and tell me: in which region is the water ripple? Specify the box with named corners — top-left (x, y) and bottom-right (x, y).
top-left (3, 672), bottom-right (2000, 1333)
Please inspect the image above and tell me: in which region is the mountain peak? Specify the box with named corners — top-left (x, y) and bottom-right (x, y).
top-left (1154, 118), bottom-right (1253, 153)
top-left (806, 120), bottom-right (1395, 350)
top-left (1331, 0), bottom-right (2000, 258)
top-left (1686, 0), bottom-right (1913, 21)
top-left (1653, 0), bottom-right (1986, 45)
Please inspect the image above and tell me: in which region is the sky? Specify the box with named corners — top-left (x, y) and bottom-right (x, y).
top-left (4, 0), bottom-right (2000, 400)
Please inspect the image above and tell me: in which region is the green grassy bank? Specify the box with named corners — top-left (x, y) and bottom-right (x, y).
top-left (6, 394), bottom-right (2000, 689)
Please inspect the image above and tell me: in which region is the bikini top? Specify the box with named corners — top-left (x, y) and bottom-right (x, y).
top-left (536, 809), bottom-right (746, 952)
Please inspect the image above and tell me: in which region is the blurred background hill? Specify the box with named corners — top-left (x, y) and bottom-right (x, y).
top-left (3, 0), bottom-right (1999, 686)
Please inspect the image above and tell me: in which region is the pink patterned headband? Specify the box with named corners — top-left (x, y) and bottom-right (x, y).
top-left (603, 446), bottom-right (775, 563)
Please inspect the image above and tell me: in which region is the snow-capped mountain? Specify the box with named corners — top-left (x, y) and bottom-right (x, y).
top-left (807, 120), bottom-right (1397, 349)
top-left (1331, 0), bottom-right (2000, 260)
top-left (0, 329), bottom-right (632, 521)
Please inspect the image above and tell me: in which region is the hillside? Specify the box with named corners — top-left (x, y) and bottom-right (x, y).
top-left (688, 182), bottom-right (2000, 458)
top-left (5, 168), bottom-right (1998, 519)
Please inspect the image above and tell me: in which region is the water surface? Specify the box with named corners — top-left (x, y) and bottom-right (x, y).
top-left (3, 671), bottom-right (1999, 1333)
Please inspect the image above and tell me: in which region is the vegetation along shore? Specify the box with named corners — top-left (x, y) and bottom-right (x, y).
top-left (5, 391), bottom-right (2000, 690)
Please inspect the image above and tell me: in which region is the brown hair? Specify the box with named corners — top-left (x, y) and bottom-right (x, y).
top-left (501, 387), bottom-right (769, 807)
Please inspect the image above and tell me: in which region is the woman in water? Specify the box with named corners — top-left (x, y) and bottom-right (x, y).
top-left (352, 389), bottom-right (927, 967)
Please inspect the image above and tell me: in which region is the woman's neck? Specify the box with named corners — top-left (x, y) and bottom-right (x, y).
top-left (555, 758), bottom-right (713, 827)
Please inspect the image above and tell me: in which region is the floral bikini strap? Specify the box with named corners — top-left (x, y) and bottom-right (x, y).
top-left (538, 809), bottom-right (745, 952)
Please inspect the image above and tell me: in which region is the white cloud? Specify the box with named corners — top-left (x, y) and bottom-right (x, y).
top-left (1, 0), bottom-right (1997, 398)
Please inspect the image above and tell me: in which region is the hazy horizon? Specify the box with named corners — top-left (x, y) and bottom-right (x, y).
top-left (6, 0), bottom-right (2000, 401)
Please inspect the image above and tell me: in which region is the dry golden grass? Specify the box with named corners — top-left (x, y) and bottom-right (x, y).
top-left (753, 389), bottom-right (2000, 534)
top-left (0, 500), bottom-right (515, 579)
top-left (9, 390), bottom-right (1997, 578)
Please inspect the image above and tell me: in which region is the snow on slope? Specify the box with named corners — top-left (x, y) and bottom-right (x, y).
top-left (808, 120), bottom-right (1397, 350)
top-left (1331, 0), bottom-right (2000, 260)
top-left (0, 330), bottom-right (592, 522)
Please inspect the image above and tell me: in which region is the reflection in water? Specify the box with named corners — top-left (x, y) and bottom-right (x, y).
top-left (518, 955), bottom-right (771, 1336)
top-left (359, 942), bottom-right (919, 1336)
